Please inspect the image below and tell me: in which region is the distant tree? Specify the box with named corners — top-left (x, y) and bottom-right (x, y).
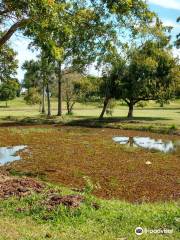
top-left (0, 79), bottom-right (20, 107)
top-left (24, 87), bottom-right (41, 105)
top-left (62, 72), bottom-right (87, 115)
top-left (119, 41), bottom-right (179, 118)
top-left (22, 56), bottom-right (56, 116)
top-left (22, 60), bottom-right (40, 92)
top-left (79, 75), bottom-right (101, 102)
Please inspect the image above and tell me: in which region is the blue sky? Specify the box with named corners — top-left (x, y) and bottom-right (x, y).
top-left (10, 0), bottom-right (180, 81)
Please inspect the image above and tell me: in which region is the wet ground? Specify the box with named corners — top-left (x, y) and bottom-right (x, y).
top-left (0, 125), bottom-right (179, 202)
top-left (112, 136), bottom-right (179, 153)
top-left (0, 145), bottom-right (26, 165)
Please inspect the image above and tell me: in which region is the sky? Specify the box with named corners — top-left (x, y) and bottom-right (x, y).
top-left (9, 0), bottom-right (180, 81)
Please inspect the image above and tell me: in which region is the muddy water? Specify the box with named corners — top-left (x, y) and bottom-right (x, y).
top-left (113, 136), bottom-right (179, 153)
top-left (0, 145), bottom-right (27, 165)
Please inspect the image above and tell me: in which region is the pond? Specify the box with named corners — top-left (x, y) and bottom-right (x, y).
top-left (112, 136), bottom-right (179, 153)
top-left (0, 145), bottom-right (27, 165)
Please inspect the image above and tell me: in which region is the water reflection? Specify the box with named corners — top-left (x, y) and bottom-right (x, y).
top-left (113, 136), bottom-right (178, 153)
top-left (0, 145), bottom-right (27, 165)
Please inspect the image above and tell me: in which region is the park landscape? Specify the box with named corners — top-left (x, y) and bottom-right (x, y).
top-left (0, 0), bottom-right (180, 240)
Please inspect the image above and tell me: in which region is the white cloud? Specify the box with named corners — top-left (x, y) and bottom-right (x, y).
top-left (163, 19), bottom-right (180, 29)
top-left (148, 0), bottom-right (180, 10)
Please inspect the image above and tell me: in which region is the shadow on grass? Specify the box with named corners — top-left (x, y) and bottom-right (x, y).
top-left (0, 115), bottom-right (171, 127)
top-left (137, 107), bottom-right (180, 110)
top-left (66, 116), bottom-right (171, 126)
top-left (0, 106), bottom-right (9, 109)
top-left (0, 115), bottom-right (178, 135)
top-left (0, 116), bottom-right (64, 127)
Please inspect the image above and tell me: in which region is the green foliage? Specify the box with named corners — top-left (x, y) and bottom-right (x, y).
top-left (24, 87), bottom-right (41, 105)
top-left (112, 40), bottom-right (180, 117)
top-left (136, 101), bottom-right (147, 108)
top-left (0, 43), bottom-right (18, 82)
top-left (22, 60), bottom-right (41, 91)
top-left (0, 79), bottom-right (20, 104)
top-left (0, 0), bottom-right (63, 47)
top-left (169, 124), bottom-right (177, 130)
top-left (106, 99), bottom-right (116, 116)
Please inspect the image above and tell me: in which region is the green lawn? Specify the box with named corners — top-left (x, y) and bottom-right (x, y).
top-left (0, 98), bottom-right (180, 129)
top-left (0, 183), bottom-right (179, 240)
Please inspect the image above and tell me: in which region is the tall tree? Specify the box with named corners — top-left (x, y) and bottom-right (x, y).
top-left (22, 56), bottom-right (56, 116)
top-left (119, 40), bottom-right (179, 118)
top-left (29, 0), bottom-right (154, 116)
top-left (99, 59), bottom-right (125, 119)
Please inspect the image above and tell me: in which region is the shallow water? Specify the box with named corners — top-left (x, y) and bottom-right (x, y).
top-left (112, 136), bottom-right (179, 153)
top-left (0, 145), bottom-right (27, 165)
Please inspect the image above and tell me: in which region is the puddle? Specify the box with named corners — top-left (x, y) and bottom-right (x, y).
top-left (0, 145), bottom-right (27, 165)
top-left (112, 137), bottom-right (179, 153)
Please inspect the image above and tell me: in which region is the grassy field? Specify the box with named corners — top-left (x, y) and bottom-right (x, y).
top-left (0, 178), bottom-right (179, 240)
top-left (0, 97), bottom-right (179, 130)
top-left (0, 98), bottom-right (179, 239)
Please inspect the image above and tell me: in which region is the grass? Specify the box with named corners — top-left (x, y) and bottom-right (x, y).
top-left (0, 98), bottom-right (179, 239)
top-left (0, 98), bottom-right (179, 132)
top-left (0, 182), bottom-right (179, 240)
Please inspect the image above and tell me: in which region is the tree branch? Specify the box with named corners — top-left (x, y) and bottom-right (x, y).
top-left (0, 19), bottom-right (29, 48)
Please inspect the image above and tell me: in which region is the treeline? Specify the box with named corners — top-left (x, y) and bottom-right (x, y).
top-left (0, 1), bottom-right (179, 118)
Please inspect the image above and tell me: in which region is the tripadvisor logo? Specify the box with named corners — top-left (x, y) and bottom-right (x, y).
top-left (135, 227), bottom-right (144, 235)
top-left (135, 226), bottom-right (173, 236)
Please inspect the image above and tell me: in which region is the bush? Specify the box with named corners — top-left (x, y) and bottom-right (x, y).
top-left (24, 88), bottom-right (41, 105)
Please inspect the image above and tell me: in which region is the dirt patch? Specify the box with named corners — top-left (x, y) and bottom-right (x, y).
top-left (46, 194), bottom-right (84, 209)
top-left (0, 173), bottom-right (44, 199)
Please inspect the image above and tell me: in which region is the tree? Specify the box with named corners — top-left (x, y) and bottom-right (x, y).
top-left (22, 60), bottom-right (40, 92)
top-left (0, 42), bottom-right (18, 82)
top-left (119, 40), bottom-right (179, 118)
top-left (99, 59), bottom-right (125, 119)
top-left (28, 0), bottom-right (154, 117)
top-left (24, 87), bottom-right (41, 105)
top-left (0, 0), bottom-right (64, 48)
top-left (62, 72), bottom-right (96, 115)
top-left (0, 79), bottom-right (20, 107)
top-left (22, 55), bottom-right (56, 116)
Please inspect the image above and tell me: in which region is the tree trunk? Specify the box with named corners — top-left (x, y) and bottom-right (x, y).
top-left (46, 83), bottom-right (51, 116)
top-left (69, 102), bottom-right (75, 114)
top-left (5, 101), bottom-right (8, 108)
top-left (66, 100), bottom-right (70, 115)
top-left (57, 62), bottom-right (62, 116)
top-left (127, 101), bottom-right (134, 118)
top-left (41, 81), bottom-right (46, 114)
top-left (0, 19), bottom-right (29, 48)
top-left (99, 97), bottom-right (110, 119)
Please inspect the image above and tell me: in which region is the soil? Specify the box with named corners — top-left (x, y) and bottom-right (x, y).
top-left (0, 172), bottom-right (44, 199)
top-left (0, 125), bottom-right (179, 202)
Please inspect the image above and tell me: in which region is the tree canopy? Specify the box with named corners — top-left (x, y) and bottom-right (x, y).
top-left (115, 40), bottom-right (179, 118)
